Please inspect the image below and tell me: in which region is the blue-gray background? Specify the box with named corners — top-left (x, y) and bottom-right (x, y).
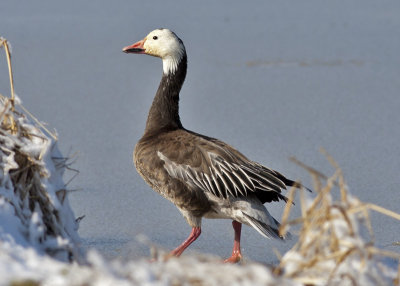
top-left (1, 0), bottom-right (399, 263)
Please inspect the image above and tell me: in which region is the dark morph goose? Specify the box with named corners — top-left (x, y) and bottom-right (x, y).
top-left (123, 28), bottom-right (304, 263)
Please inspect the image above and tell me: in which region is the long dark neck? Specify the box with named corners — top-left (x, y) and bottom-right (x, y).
top-left (144, 53), bottom-right (187, 134)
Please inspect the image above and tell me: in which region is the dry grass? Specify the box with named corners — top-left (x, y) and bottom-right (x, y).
top-left (275, 149), bottom-right (400, 285)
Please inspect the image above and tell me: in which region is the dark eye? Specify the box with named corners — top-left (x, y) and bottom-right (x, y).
top-left (153, 36), bottom-right (158, 40)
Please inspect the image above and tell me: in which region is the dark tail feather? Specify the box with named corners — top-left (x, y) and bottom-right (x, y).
top-left (286, 179), bottom-right (312, 193)
top-left (273, 171), bottom-right (313, 192)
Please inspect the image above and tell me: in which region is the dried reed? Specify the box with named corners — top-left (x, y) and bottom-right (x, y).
top-left (276, 149), bottom-right (400, 285)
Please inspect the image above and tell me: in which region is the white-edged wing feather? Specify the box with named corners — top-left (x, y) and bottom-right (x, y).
top-left (157, 149), bottom-right (288, 201)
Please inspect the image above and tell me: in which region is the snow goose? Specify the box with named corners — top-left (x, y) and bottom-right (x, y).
top-left (123, 28), bottom-right (305, 263)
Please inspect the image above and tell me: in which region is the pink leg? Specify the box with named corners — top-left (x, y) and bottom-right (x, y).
top-left (224, 221), bottom-right (242, 263)
top-left (167, 227), bottom-right (201, 258)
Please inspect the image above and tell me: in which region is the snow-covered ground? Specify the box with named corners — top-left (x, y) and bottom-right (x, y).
top-left (1, 0), bottom-right (399, 282)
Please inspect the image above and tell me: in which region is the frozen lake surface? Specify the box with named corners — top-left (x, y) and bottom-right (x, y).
top-left (1, 0), bottom-right (399, 263)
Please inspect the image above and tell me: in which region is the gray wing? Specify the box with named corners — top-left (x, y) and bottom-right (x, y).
top-left (157, 137), bottom-right (289, 201)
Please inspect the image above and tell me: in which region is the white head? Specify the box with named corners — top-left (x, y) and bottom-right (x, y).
top-left (123, 28), bottom-right (186, 75)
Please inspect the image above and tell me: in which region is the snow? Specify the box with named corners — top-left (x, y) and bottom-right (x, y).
top-left (0, 245), bottom-right (303, 286)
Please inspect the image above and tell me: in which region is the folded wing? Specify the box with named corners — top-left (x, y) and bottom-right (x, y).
top-left (157, 134), bottom-right (291, 203)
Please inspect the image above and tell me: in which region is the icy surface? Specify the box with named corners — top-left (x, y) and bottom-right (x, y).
top-left (0, 0), bottom-right (399, 264)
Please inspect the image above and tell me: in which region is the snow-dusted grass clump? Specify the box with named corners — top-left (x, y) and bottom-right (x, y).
top-left (277, 155), bottom-right (400, 285)
top-left (0, 93), bottom-right (83, 262)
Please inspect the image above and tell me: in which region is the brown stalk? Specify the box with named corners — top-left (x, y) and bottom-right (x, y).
top-left (280, 152), bottom-right (400, 285)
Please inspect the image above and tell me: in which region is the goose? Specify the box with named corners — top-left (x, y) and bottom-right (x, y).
top-left (123, 28), bottom-right (305, 263)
